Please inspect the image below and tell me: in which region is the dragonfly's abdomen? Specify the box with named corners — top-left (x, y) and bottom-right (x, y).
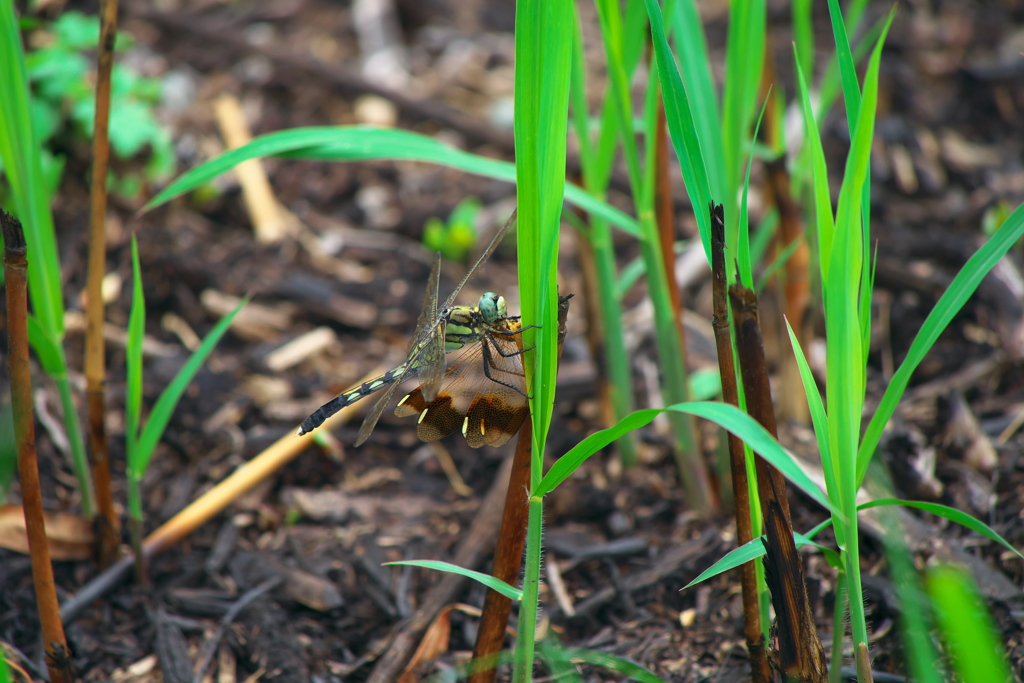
top-left (297, 361), bottom-right (411, 435)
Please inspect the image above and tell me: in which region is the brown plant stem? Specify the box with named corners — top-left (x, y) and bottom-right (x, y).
top-left (469, 293), bottom-right (572, 683)
top-left (708, 203), bottom-right (770, 683)
top-left (85, 0), bottom-right (121, 569)
top-left (467, 420), bottom-right (532, 683)
top-left (3, 210), bottom-right (72, 683)
top-left (729, 282), bottom-right (827, 683)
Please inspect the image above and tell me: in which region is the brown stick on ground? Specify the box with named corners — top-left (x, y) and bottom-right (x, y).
top-left (3, 210), bottom-right (72, 683)
top-left (469, 293), bottom-right (573, 683)
top-left (708, 203), bottom-right (771, 683)
top-left (85, 0), bottom-right (121, 570)
top-left (729, 282), bottom-right (827, 682)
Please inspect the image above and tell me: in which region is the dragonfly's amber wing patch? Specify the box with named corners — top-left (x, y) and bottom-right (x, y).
top-left (395, 321), bottom-right (528, 448)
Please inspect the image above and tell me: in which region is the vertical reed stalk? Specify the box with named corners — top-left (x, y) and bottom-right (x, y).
top-left (85, 0), bottom-right (121, 568)
top-left (3, 210), bottom-right (72, 683)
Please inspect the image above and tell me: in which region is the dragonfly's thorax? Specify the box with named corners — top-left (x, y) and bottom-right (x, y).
top-left (443, 293), bottom-right (509, 353)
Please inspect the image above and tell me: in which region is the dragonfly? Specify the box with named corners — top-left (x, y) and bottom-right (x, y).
top-left (298, 208), bottom-right (532, 447)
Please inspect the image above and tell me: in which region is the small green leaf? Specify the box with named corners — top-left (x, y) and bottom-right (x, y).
top-left (130, 296), bottom-right (248, 477)
top-left (861, 499), bottom-right (1023, 560)
top-left (384, 560), bottom-right (522, 601)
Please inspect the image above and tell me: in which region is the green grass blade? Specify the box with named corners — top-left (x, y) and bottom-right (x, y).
top-left (736, 95), bottom-right (770, 289)
top-left (793, 45), bottom-right (835, 281)
top-left (927, 566), bottom-right (1013, 683)
top-left (130, 297), bottom-right (248, 476)
top-left (0, 1), bottom-right (64, 338)
top-left (385, 561), bottom-right (522, 601)
top-left (125, 237), bottom-right (144, 457)
top-left (792, 0), bottom-right (814, 85)
top-left (556, 648), bottom-right (666, 682)
top-left (858, 200), bottom-right (1024, 482)
top-left (671, 0), bottom-right (724, 200)
top-left (684, 532), bottom-right (840, 590)
top-left (568, 5), bottom-right (639, 466)
top-left (535, 402), bottom-right (838, 517)
top-left (513, 0), bottom-right (572, 677)
top-left (785, 319), bottom-right (836, 500)
top-left (644, 0), bottom-right (712, 257)
top-left (141, 126), bottom-right (637, 236)
top-left (860, 499), bottom-right (1023, 559)
top-left (25, 316), bottom-right (64, 376)
top-left (825, 0), bottom-right (862, 130)
top-left (721, 0), bottom-right (764, 246)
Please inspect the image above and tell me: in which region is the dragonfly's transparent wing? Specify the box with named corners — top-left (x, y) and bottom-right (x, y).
top-left (354, 256), bottom-right (442, 445)
top-left (411, 253), bottom-right (447, 402)
top-left (409, 253), bottom-right (441, 355)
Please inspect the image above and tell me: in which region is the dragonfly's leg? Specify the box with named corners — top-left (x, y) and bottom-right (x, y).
top-left (489, 324), bottom-right (541, 357)
top-left (482, 339), bottom-right (532, 398)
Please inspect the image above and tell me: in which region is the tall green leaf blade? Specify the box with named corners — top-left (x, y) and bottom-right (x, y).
top-left (125, 237), bottom-right (145, 459)
top-left (0, 1), bottom-right (64, 338)
top-left (643, 0), bottom-right (712, 257)
top-left (671, 0), bottom-right (724, 200)
top-left (721, 0), bottom-right (764, 252)
top-left (131, 297), bottom-right (248, 475)
top-left (858, 200), bottom-right (1024, 482)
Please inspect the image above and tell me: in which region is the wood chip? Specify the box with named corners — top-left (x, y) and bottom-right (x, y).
top-left (200, 289), bottom-right (293, 341)
top-left (265, 327), bottom-right (338, 372)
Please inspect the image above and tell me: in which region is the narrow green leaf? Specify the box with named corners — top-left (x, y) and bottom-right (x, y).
top-left (721, 0), bottom-right (765, 248)
top-left (556, 648), bottom-right (666, 682)
top-left (125, 236), bottom-right (145, 457)
top-left (130, 297), bottom-right (249, 475)
top-left (860, 499), bottom-right (1023, 560)
top-left (927, 566), bottom-right (1013, 683)
top-left (784, 319), bottom-right (836, 504)
top-left (671, 0), bottom-right (724, 200)
top-left (793, 44), bottom-right (835, 281)
top-left (0, 1), bottom-right (65, 338)
top-left (534, 402), bottom-right (838, 518)
top-left (141, 126), bottom-right (637, 236)
top-left (26, 315), bottom-right (64, 376)
top-left (858, 199), bottom-right (1024, 482)
top-left (643, 0), bottom-right (712, 257)
top-left (384, 560), bottom-right (522, 601)
top-left (683, 532), bottom-right (838, 590)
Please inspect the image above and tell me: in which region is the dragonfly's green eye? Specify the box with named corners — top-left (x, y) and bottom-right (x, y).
top-left (479, 292), bottom-right (506, 323)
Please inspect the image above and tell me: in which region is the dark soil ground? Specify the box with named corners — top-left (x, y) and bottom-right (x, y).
top-left (2, 0), bottom-right (1024, 681)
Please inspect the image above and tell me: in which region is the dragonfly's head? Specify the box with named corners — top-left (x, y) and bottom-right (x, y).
top-left (478, 292), bottom-right (507, 323)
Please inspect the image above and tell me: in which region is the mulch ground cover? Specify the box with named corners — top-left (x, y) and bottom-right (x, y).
top-left (2, 0), bottom-right (1024, 680)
